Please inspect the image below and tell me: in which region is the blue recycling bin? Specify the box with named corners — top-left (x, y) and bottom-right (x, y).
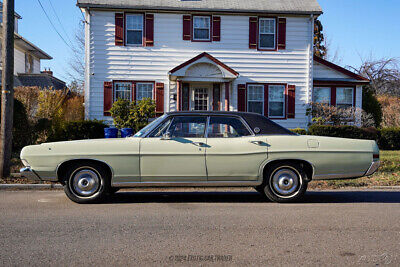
top-left (104, 127), bottom-right (118, 138)
top-left (120, 128), bottom-right (133, 138)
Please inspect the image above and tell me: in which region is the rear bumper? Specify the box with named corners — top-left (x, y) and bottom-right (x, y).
top-left (20, 167), bottom-right (41, 181)
top-left (365, 160), bottom-right (381, 176)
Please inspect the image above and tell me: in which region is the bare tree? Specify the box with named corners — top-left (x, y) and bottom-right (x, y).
top-left (350, 57), bottom-right (400, 96)
top-left (66, 22), bottom-right (85, 93)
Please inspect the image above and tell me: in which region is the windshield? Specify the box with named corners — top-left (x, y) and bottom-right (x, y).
top-left (133, 115), bottom-right (167, 137)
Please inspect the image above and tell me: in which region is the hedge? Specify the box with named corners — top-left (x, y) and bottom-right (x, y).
top-left (47, 120), bottom-right (108, 142)
top-left (291, 125), bottom-right (400, 150)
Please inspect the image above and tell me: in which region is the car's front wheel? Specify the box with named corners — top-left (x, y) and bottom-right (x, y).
top-left (63, 162), bottom-right (111, 204)
top-left (260, 162), bottom-right (308, 203)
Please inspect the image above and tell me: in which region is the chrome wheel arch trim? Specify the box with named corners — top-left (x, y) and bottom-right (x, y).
top-left (258, 158), bottom-right (316, 182)
top-left (56, 158), bottom-right (115, 182)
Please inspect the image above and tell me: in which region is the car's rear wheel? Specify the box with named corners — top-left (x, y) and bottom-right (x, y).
top-left (63, 162), bottom-right (110, 204)
top-left (261, 162), bottom-right (308, 203)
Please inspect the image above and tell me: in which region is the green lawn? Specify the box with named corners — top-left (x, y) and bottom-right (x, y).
top-left (309, 150), bottom-right (400, 189)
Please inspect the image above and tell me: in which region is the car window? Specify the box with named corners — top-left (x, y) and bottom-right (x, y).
top-left (133, 115), bottom-right (167, 137)
top-left (148, 118), bottom-right (172, 137)
top-left (168, 116), bottom-right (207, 138)
top-left (207, 116), bottom-right (251, 138)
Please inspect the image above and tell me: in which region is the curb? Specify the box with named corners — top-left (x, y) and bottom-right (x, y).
top-left (370, 186), bottom-right (400, 190)
top-left (0, 184), bottom-right (63, 190)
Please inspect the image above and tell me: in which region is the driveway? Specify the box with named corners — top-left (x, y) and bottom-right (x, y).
top-left (0, 189), bottom-right (399, 266)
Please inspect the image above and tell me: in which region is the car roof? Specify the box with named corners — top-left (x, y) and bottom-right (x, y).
top-left (165, 111), bottom-right (295, 136)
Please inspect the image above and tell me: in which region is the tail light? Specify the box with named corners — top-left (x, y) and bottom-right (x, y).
top-left (373, 153), bottom-right (380, 160)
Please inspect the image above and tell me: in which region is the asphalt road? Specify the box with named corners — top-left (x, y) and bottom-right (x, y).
top-left (0, 189), bottom-right (399, 266)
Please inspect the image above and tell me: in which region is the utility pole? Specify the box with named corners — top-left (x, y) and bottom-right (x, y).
top-left (0, 0), bottom-right (15, 178)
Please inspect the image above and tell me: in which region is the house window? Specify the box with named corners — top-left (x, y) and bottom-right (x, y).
top-left (136, 83), bottom-right (154, 100)
top-left (247, 85), bottom-right (264, 115)
top-left (313, 87), bottom-right (331, 104)
top-left (336, 87), bottom-right (354, 109)
top-left (114, 82), bottom-right (132, 101)
top-left (259, 18), bottom-right (276, 49)
top-left (193, 16), bottom-right (211, 41)
top-left (269, 85), bottom-right (285, 118)
top-left (126, 14), bottom-right (143, 45)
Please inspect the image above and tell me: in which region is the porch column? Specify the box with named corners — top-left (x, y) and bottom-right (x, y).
top-left (176, 80), bottom-right (182, 111)
top-left (224, 82), bottom-right (230, 111)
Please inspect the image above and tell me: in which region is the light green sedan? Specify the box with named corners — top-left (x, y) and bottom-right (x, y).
top-left (20, 111), bottom-right (380, 203)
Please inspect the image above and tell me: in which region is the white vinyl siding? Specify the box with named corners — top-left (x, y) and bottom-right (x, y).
top-left (87, 12), bottom-right (313, 128)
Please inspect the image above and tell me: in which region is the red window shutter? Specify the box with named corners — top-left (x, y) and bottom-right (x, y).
top-left (183, 15), bottom-right (192, 41)
top-left (155, 83), bottom-right (164, 115)
top-left (331, 87), bottom-right (336, 106)
top-left (249, 17), bottom-right (258, 49)
top-left (132, 82), bottom-right (136, 102)
top-left (212, 16), bottom-right (221, 41)
top-left (115, 13), bottom-right (124, 46)
top-left (264, 84), bottom-right (269, 117)
top-left (278, 18), bottom-right (286, 50)
top-left (237, 84), bottom-right (247, 112)
top-left (287, 85), bottom-right (296, 118)
top-left (145, 14), bottom-right (154, 47)
top-left (104, 81), bottom-right (113, 116)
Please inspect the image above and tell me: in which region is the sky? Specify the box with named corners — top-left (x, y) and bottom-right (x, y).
top-left (14, 0), bottom-right (400, 84)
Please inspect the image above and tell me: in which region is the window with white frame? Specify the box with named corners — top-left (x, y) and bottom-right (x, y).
top-left (114, 82), bottom-right (132, 101)
top-left (126, 14), bottom-right (143, 45)
top-left (336, 87), bottom-right (354, 109)
top-left (193, 16), bottom-right (211, 40)
top-left (259, 18), bottom-right (276, 49)
top-left (268, 85), bottom-right (285, 118)
top-left (247, 85), bottom-right (264, 115)
top-left (136, 83), bottom-right (154, 100)
top-left (313, 87), bottom-right (331, 104)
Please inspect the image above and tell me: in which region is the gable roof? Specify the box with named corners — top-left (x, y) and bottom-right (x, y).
top-left (17, 73), bottom-right (67, 90)
top-left (169, 52), bottom-right (238, 77)
top-left (313, 56), bottom-right (369, 83)
top-left (77, 0), bottom-right (322, 15)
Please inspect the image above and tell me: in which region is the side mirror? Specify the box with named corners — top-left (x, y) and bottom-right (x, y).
top-left (161, 131), bottom-right (172, 140)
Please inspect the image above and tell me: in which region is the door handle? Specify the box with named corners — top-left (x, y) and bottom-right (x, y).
top-left (249, 140), bottom-right (263, 145)
top-left (192, 142), bottom-right (206, 147)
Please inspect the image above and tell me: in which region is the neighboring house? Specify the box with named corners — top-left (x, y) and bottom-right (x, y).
top-left (0, 3), bottom-right (66, 90)
top-left (77, 0), bottom-right (369, 128)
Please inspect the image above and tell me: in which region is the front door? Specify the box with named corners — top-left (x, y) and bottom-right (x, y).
top-left (205, 116), bottom-right (268, 181)
top-left (193, 88), bottom-right (209, 111)
top-left (140, 116), bottom-right (208, 182)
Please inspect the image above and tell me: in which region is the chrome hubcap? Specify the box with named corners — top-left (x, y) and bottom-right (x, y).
top-left (271, 168), bottom-right (300, 196)
top-left (72, 169), bottom-right (100, 197)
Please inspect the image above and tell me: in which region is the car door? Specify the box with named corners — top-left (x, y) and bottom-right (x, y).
top-left (205, 116), bottom-right (268, 181)
top-left (139, 115), bottom-right (208, 182)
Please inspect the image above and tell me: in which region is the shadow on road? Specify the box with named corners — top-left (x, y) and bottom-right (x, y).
top-left (104, 190), bottom-right (400, 204)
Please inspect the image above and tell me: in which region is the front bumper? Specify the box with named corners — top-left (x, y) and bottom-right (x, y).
top-left (20, 167), bottom-right (41, 181)
top-left (365, 160), bottom-right (381, 176)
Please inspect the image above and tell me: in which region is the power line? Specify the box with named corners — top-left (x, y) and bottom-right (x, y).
top-left (47, 0), bottom-right (74, 46)
top-left (36, 0), bottom-right (74, 51)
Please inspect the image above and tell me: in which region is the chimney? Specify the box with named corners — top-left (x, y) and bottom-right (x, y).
top-left (41, 68), bottom-right (53, 76)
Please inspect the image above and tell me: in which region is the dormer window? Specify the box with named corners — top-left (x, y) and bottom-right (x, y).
top-left (126, 14), bottom-right (144, 45)
top-left (193, 16), bottom-right (211, 41)
top-left (258, 18), bottom-right (276, 50)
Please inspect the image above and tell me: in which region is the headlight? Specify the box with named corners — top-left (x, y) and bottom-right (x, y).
top-left (21, 159), bottom-right (29, 167)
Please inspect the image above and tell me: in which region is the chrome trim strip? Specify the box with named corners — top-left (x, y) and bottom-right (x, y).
top-left (313, 172), bottom-right (365, 180)
top-left (365, 160), bottom-right (380, 176)
top-left (112, 180), bottom-right (262, 188)
top-left (55, 158), bottom-right (115, 181)
top-left (20, 167), bottom-right (42, 181)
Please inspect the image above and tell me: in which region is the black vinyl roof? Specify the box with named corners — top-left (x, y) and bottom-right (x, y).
top-left (166, 111), bottom-right (295, 136)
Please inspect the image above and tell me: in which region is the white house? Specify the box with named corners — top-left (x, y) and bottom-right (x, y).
top-left (0, 4), bottom-right (66, 90)
top-left (77, 0), bottom-right (369, 128)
